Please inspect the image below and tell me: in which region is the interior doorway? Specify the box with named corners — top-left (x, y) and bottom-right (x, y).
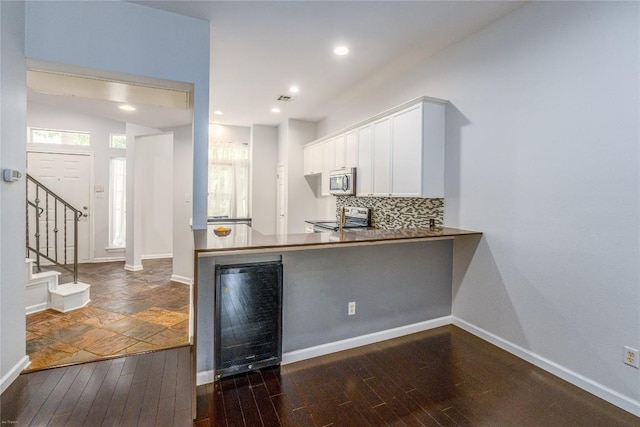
top-left (24, 63), bottom-right (195, 372)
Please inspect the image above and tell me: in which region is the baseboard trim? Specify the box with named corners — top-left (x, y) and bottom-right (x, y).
top-left (142, 253), bottom-right (173, 260)
top-left (194, 315), bottom-right (640, 417)
top-left (196, 316), bottom-right (451, 385)
top-left (92, 256), bottom-right (126, 263)
top-left (124, 264), bottom-right (143, 272)
top-left (26, 302), bottom-right (49, 315)
top-left (282, 316), bottom-right (452, 365)
top-left (452, 317), bottom-right (640, 417)
top-left (1, 355), bottom-right (30, 394)
top-left (171, 275), bottom-right (193, 285)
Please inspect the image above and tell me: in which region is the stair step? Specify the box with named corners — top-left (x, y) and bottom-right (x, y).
top-left (50, 282), bottom-right (91, 313)
top-left (51, 282), bottom-right (90, 296)
top-left (31, 270), bottom-right (61, 281)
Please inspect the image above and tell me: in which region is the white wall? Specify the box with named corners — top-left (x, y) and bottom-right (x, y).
top-left (27, 103), bottom-right (126, 260)
top-left (282, 119), bottom-right (318, 234)
top-left (24, 1), bottom-right (210, 229)
top-left (0, 0), bottom-right (29, 393)
top-left (318, 1), bottom-right (640, 415)
top-left (137, 133), bottom-right (173, 257)
top-left (168, 125), bottom-right (194, 284)
top-left (211, 124), bottom-right (250, 145)
top-left (250, 125), bottom-right (278, 235)
top-left (125, 123), bottom-right (161, 270)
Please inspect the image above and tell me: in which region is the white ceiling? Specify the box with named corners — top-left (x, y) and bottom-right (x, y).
top-left (29, 1), bottom-right (525, 130)
top-left (135, 0), bottom-right (525, 128)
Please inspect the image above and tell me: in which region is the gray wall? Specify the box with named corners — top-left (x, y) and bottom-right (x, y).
top-left (317, 1), bottom-right (640, 410)
top-left (282, 240), bottom-right (452, 351)
top-left (0, 0), bottom-right (28, 393)
top-left (196, 240), bottom-right (453, 379)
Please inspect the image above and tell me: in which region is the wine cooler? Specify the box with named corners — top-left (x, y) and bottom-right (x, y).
top-left (214, 261), bottom-right (283, 379)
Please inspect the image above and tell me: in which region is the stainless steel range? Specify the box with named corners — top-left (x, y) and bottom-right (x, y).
top-left (312, 206), bottom-right (370, 232)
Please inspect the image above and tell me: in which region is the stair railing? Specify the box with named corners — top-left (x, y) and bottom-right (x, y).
top-left (26, 174), bottom-right (82, 283)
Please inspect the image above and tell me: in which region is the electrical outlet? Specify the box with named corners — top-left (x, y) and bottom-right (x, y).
top-left (385, 214), bottom-right (391, 223)
top-left (624, 346), bottom-right (639, 368)
top-left (348, 301), bottom-right (356, 316)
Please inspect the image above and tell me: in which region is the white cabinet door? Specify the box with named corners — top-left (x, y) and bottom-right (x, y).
top-left (356, 125), bottom-right (373, 196)
top-left (344, 130), bottom-right (358, 168)
top-left (321, 139), bottom-right (336, 196)
top-left (372, 117), bottom-right (391, 196)
top-left (305, 99), bottom-right (444, 197)
top-left (391, 104), bottom-right (422, 196)
top-left (334, 135), bottom-right (346, 169)
top-left (304, 144), bottom-right (322, 175)
top-left (420, 100), bottom-right (445, 197)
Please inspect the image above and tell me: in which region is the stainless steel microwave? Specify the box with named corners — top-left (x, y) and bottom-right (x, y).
top-left (329, 168), bottom-right (356, 196)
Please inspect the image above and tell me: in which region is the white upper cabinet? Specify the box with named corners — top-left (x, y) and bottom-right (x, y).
top-left (303, 143), bottom-right (322, 176)
top-left (356, 125), bottom-right (373, 196)
top-left (372, 117), bottom-right (391, 195)
top-left (320, 138), bottom-right (336, 196)
top-left (391, 104), bottom-right (423, 196)
top-left (419, 101), bottom-right (445, 197)
top-left (344, 130), bottom-right (358, 169)
top-left (334, 135), bottom-right (345, 169)
top-left (333, 131), bottom-right (358, 169)
top-left (305, 96), bottom-right (446, 198)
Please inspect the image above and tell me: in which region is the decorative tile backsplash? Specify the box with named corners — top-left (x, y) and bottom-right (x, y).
top-left (336, 196), bottom-right (444, 229)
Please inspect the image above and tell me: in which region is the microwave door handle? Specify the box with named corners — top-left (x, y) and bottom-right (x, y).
top-left (343, 175), bottom-right (349, 191)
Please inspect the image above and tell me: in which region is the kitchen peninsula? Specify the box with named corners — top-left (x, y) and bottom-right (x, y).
top-left (193, 224), bottom-right (481, 385)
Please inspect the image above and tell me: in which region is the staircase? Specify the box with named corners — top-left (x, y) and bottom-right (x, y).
top-left (26, 174), bottom-right (91, 313)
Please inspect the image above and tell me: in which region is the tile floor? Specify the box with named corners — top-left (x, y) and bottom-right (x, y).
top-left (25, 258), bottom-right (190, 371)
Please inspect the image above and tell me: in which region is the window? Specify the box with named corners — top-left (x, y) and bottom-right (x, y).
top-left (110, 134), bottom-right (126, 149)
top-left (30, 128), bottom-right (90, 146)
top-left (109, 157), bottom-right (127, 248)
top-left (208, 141), bottom-right (249, 218)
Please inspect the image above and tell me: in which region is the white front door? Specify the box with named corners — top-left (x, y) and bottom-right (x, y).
top-left (27, 151), bottom-right (91, 263)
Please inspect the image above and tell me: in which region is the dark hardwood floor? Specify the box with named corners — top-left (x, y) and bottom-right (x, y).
top-left (196, 326), bottom-right (639, 427)
top-left (1, 346), bottom-right (192, 426)
top-left (3, 326), bottom-right (638, 426)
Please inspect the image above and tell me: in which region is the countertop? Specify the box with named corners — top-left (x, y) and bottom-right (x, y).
top-left (194, 224), bottom-right (481, 255)
top-left (304, 219), bottom-right (335, 224)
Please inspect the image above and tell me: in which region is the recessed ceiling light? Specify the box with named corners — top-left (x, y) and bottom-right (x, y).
top-left (289, 85), bottom-right (300, 94)
top-left (334, 46), bottom-right (349, 56)
top-left (271, 107), bottom-right (281, 113)
top-left (213, 110), bottom-right (224, 115)
top-left (119, 105), bottom-right (136, 111)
